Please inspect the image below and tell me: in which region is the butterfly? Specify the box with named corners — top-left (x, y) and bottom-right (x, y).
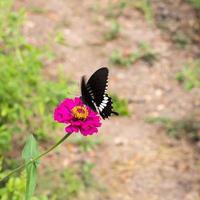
top-left (81, 67), bottom-right (119, 119)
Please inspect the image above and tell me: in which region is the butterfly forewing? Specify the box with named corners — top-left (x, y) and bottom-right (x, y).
top-left (87, 67), bottom-right (108, 106)
top-left (81, 67), bottom-right (118, 119)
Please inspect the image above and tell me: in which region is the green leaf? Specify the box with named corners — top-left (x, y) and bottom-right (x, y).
top-left (22, 135), bottom-right (40, 162)
top-left (22, 134), bottom-right (40, 200)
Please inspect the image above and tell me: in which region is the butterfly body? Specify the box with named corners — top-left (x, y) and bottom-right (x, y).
top-left (81, 67), bottom-right (118, 119)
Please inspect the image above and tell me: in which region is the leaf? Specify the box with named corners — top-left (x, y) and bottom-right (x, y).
top-left (22, 134), bottom-right (40, 200)
top-left (22, 135), bottom-right (40, 162)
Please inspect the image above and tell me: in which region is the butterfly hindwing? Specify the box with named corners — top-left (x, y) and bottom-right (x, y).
top-left (81, 67), bottom-right (118, 119)
top-left (98, 94), bottom-right (116, 119)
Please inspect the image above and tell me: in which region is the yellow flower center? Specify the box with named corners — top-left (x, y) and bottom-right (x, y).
top-left (72, 105), bottom-right (89, 120)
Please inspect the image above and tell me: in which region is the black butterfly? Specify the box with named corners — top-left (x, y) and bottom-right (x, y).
top-left (81, 67), bottom-right (118, 119)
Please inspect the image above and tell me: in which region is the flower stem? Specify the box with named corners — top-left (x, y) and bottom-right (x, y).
top-left (0, 133), bottom-right (72, 182)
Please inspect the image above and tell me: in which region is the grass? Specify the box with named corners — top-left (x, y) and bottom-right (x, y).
top-left (0, 160), bottom-right (49, 200)
top-left (146, 116), bottom-right (200, 140)
top-left (37, 159), bottom-right (96, 200)
top-left (81, 161), bottom-right (95, 187)
top-left (104, 19), bottom-right (121, 41)
top-left (110, 50), bottom-right (131, 66)
top-left (176, 59), bottom-right (200, 90)
top-left (0, 176), bottom-right (51, 200)
top-left (131, 0), bottom-right (154, 24)
top-left (110, 42), bottom-right (158, 67)
top-left (38, 167), bottom-right (84, 200)
top-left (189, 0), bottom-right (200, 10)
top-left (0, 0), bottom-right (70, 151)
top-left (106, 0), bottom-right (128, 19)
top-left (92, 0), bottom-right (126, 33)
top-left (36, 165), bottom-right (83, 200)
top-left (173, 31), bottom-right (191, 48)
top-left (61, 168), bottom-right (84, 197)
top-left (112, 94), bottom-right (130, 116)
top-left (71, 135), bottom-right (101, 152)
top-left (55, 31), bottom-right (67, 46)
top-left (27, 7), bottom-right (49, 15)
top-left (52, 161), bottom-right (95, 199)
top-left (104, 0), bottom-right (154, 25)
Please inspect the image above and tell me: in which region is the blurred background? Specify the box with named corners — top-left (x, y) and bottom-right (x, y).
top-left (0, 0), bottom-right (200, 199)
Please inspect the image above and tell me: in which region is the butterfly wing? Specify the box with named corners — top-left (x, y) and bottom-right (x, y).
top-left (87, 67), bottom-right (109, 105)
top-left (81, 76), bottom-right (97, 112)
top-left (81, 67), bottom-right (118, 119)
top-left (98, 94), bottom-right (118, 119)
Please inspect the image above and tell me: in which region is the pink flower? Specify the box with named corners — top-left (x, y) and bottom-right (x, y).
top-left (54, 97), bottom-right (101, 136)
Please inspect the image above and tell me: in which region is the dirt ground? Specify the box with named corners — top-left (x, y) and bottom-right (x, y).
top-left (15, 0), bottom-right (200, 200)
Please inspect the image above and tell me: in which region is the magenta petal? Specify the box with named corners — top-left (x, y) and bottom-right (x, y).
top-left (71, 121), bottom-right (82, 126)
top-left (86, 118), bottom-right (101, 127)
top-left (54, 107), bottom-right (72, 123)
top-left (74, 97), bottom-right (83, 105)
top-left (61, 98), bottom-right (75, 110)
top-left (65, 125), bottom-right (79, 133)
top-left (80, 127), bottom-right (98, 136)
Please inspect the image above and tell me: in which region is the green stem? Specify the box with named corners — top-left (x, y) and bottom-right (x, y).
top-left (0, 133), bottom-right (72, 182)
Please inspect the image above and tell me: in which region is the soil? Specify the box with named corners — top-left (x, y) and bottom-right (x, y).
top-left (15, 0), bottom-right (200, 200)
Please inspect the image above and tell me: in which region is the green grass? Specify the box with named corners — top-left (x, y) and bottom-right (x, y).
top-left (0, 159), bottom-right (49, 200)
top-left (110, 42), bottom-right (158, 67)
top-left (189, 0), bottom-right (200, 10)
top-left (55, 31), bottom-right (67, 46)
top-left (61, 168), bottom-right (84, 197)
top-left (146, 116), bottom-right (200, 140)
top-left (131, 0), bottom-right (154, 24)
top-left (81, 161), bottom-right (95, 187)
top-left (52, 161), bottom-right (95, 199)
top-left (112, 95), bottom-right (130, 116)
top-left (0, 176), bottom-right (50, 200)
top-left (176, 59), bottom-right (200, 90)
top-left (173, 31), bottom-right (191, 48)
top-left (27, 7), bottom-right (49, 15)
top-left (0, 0), bottom-right (70, 151)
top-left (103, 0), bottom-right (154, 24)
top-left (91, 0), bottom-right (128, 26)
top-left (106, 0), bottom-right (128, 19)
top-left (71, 135), bottom-right (101, 152)
top-left (104, 20), bottom-right (121, 41)
top-left (110, 50), bottom-right (133, 66)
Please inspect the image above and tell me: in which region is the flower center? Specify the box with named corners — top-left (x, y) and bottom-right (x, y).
top-left (72, 105), bottom-right (89, 120)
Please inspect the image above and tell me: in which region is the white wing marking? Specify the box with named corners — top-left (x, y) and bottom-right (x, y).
top-left (87, 85), bottom-right (95, 99)
top-left (101, 103), bottom-right (107, 107)
top-left (91, 100), bottom-right (100, 112)
top-left (102, 100), bottom-right (108, 104)
top-left (86, 80), bottom-right (109, 115)
top-left (97, 95), bottom-right (109, 112)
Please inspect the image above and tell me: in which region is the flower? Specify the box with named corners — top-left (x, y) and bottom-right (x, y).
top-left (54, 97), bottom-right (101, 136)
